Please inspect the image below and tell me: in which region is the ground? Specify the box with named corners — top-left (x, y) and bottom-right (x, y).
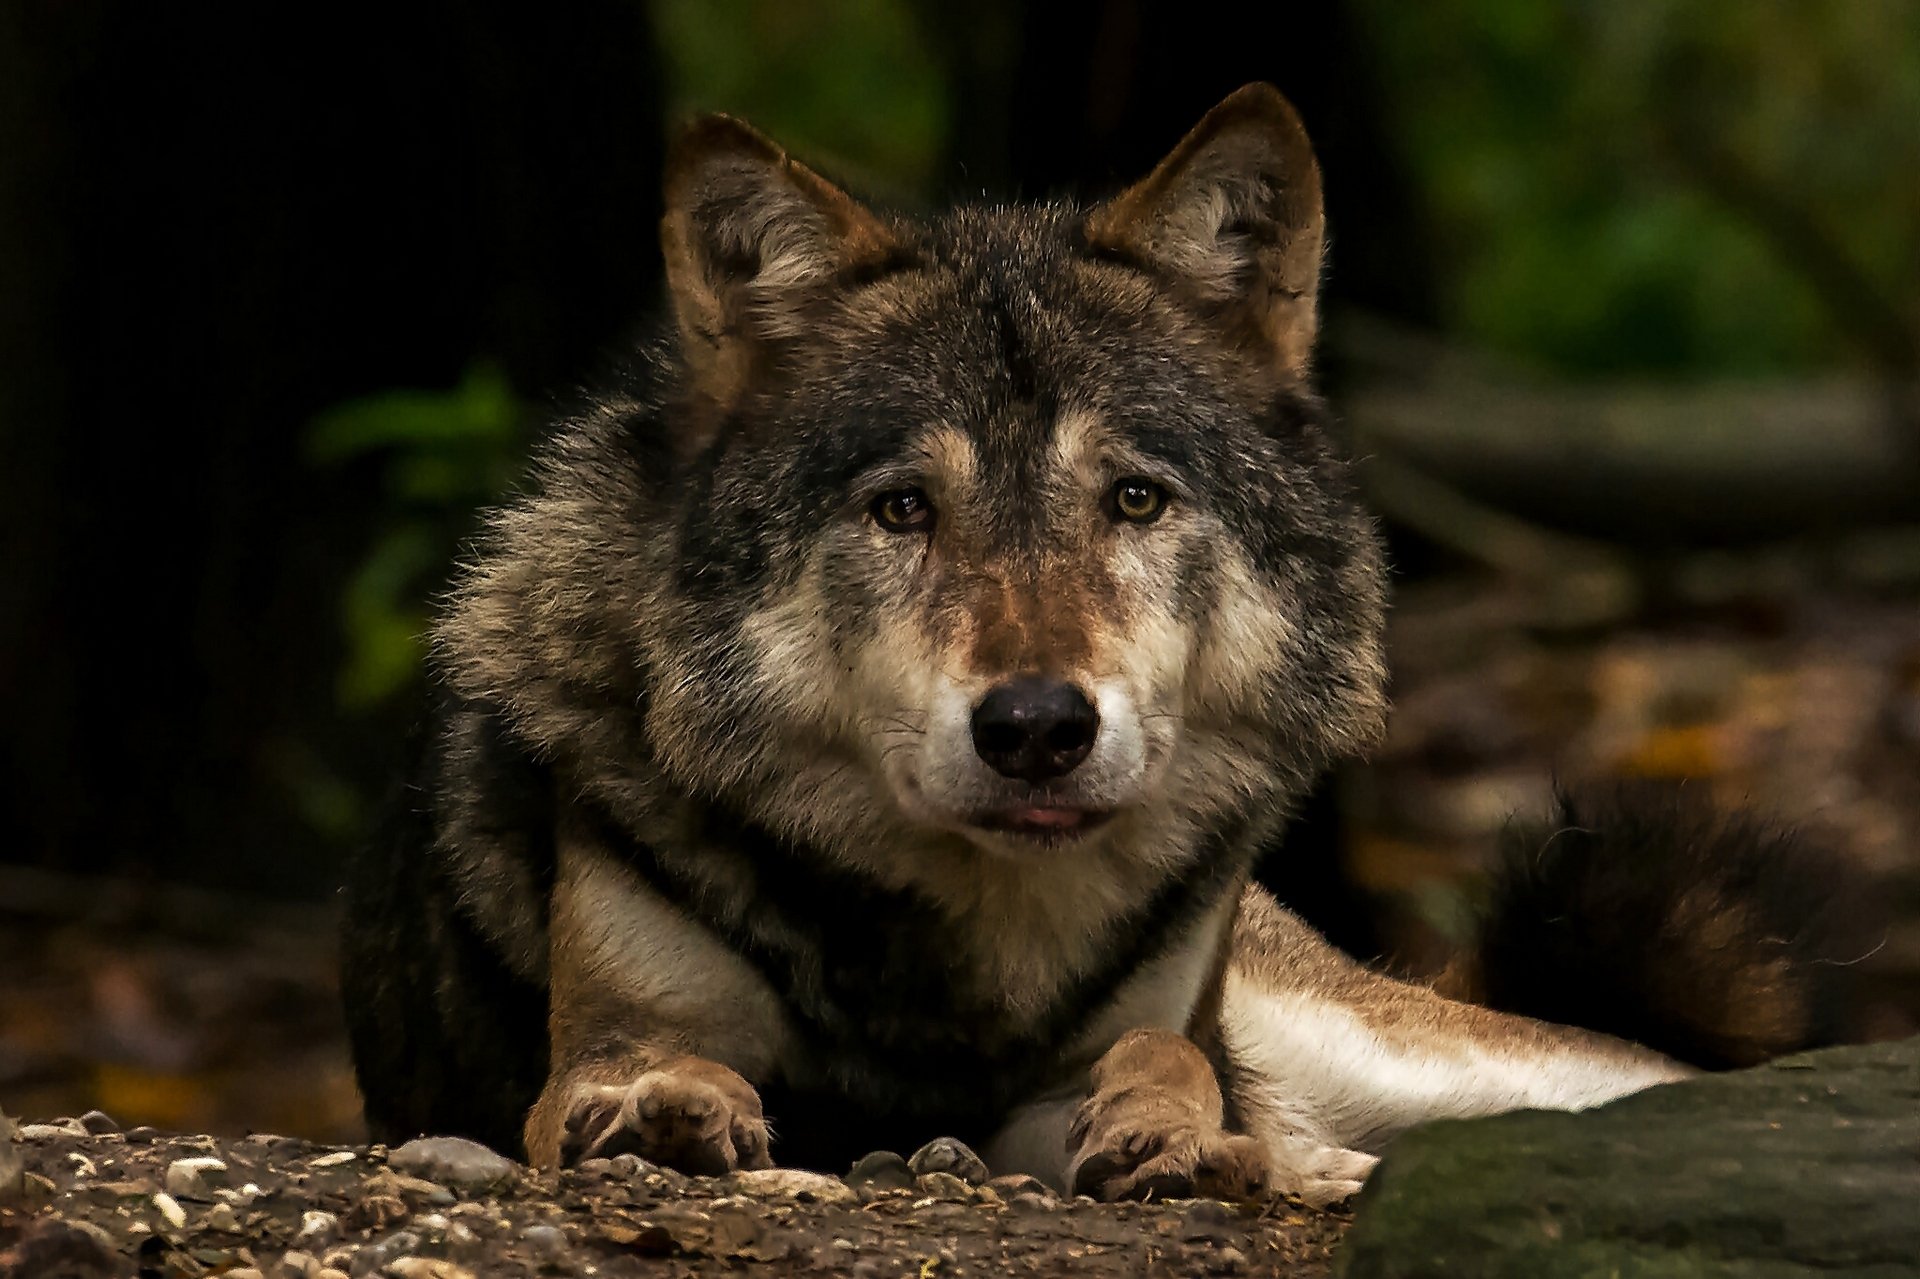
top-left (0, 1121), bottom-right (1348, 1279)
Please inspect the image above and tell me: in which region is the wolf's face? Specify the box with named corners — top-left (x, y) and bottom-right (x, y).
top-left (631, 88), bottom-right (1388, 867)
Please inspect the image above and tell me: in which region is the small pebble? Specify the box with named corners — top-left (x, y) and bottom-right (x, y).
top-left (203, 1202), bottom-right (240, 1232)
top-left (607, 1153), bottom-right (647, 1178)
top-left (310, 1150), bottom-right (358, 1168)
top-left (124, 1125), bottom-right (160, 1143)
top-left (845, 1149), bottom-right (914, 1192)
top-left (731, 1167), bottom-right (860, 1205)
top-left (522, 1224), bottom-right (568, 1255)
top-left (1012, 1191), bottom-right (1055, 1210)
top-left (276, 1251), bottom-right (319, 1278)
top-left (225, 1270), bottom-right (264, 1279)
top-left (165, 1155), bottom-right (229, 1198)
top-left (389, 1136), bottom-right (518, 1194)
top-left (1216, 1245), bottom-right (1248, 1271)
top-left (986, 1173), bottom-right (1054, 1200)
top-left (917, 1170), bottom-right (974, 1202)
top-left (316, 1270), bottom-right (351, 1279)
top-left (908, 1136), bottom-right (990, 1185)
top-left (299, 1209), bottom-right (341, 1244)
top-left (77, 1109), bottom-right (121, 1135)
top-left (575, 1157), bottom-right (615, 1177)
top-left (18, 1124), bottom-right (78, 1141)
top-left (386, 1262), bottom-right (478, 1279)
top-left (416, 1213), bottom-right (450, 1232)
top-left (152, 1191), bottom-right (188, 1229)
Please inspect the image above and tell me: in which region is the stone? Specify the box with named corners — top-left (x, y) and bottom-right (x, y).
top-left (298, 1209), bottom-right (341, 1245)
top-left (386, 1261), bottom-right (477, 1279)
top-left (225, 1270), bottom-right (265, 1279)
top-left (203, 1202), bottom-right (241, 1232)
top-left (845, 1149), bottom-right (915, 1192)
top-left (18, 1123), bottom-right (81, 1141)
top-left (1340, 1037), bottom-right (1920, 1278)
top-left (985, 1173), bottom-right (1053, 1200)
top-left (349, 1229), bottom-right (420, 1277)
top-left (916, 1170), bottom-right (975, 1201)
top-left (276, 1250), bottom-right (320, 1278)
top-left (0, 1219), bottom-right (124, 1279)
top-left (731, 1167), bottom-right (860, 1205)
top-left (77, 1109), bottom-right (120, 1135)
top-left (908, 1135), bottom-right (989, 1185)
top-left (388, 1136), bottom-right (518, 1194)
top-left (521, 1224), bottom-right (567, 1256)
top-left (165, 1154), bottom-right (229, 1198)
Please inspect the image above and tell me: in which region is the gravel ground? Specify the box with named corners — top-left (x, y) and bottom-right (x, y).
top-left (0, 1116), bottom-right (1348, 1278)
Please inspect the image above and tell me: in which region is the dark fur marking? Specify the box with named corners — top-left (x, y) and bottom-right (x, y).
top-left (586, 800), bottom-right (1249, 1169)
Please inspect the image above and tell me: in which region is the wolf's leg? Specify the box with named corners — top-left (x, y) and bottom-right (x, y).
top-left (1064, 1028), bottom-right (1274, 1202)
top-left (523, 824), bottom-right (790, 1172)
top-left (1221, 886), bottom-right (1689, 1203)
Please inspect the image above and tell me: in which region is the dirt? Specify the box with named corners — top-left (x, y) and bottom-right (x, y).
top-left (0, 1121), bottom-right (1349, 1278)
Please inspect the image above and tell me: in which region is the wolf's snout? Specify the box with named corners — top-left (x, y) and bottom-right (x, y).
top-left (970, 676), bottom-right (1100, 782)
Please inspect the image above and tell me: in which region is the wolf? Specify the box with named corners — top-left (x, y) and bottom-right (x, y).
top-left (341, 84), bottom-right (1861, 1205)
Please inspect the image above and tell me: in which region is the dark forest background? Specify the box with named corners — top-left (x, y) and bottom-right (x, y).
top-left (0, 0), bottom-right (1912, 967)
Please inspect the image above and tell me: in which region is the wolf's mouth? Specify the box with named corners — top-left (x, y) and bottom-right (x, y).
top-left (969, 806), bottom-right (1114, 842)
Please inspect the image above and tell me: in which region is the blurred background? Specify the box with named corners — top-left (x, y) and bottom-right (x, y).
top-left (3, 0), bottom-right (1917, 1142)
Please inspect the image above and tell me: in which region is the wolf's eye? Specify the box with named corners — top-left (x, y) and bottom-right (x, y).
top-left (1109, 478), bottom-right (1169, 524)
top-left (871, 488), bottom-right (934, 532)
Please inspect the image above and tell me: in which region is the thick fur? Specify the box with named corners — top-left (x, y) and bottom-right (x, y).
top-left (342, 85), bottom-right (1857, 1204)
top-left (1445, 785), bottom-right (1869, 1070)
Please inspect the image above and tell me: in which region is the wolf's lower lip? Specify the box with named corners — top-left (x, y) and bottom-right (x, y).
top-left (973, 807), bottom-right (1112, 839)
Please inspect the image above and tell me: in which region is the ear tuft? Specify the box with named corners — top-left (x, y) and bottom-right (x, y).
top-left (1086, 84), bottom-right (1325, 378)
top-left (661, 114), bottom-right (898, 398)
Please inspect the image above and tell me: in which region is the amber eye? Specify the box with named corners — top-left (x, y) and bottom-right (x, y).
top-left (1110, 477), bottom-right (1169, 524)
top-left (871, 487), bottom-right (934, 532)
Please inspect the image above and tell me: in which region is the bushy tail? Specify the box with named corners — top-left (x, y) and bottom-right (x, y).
top-left (1445, 784), bottom-right (1874, 1070)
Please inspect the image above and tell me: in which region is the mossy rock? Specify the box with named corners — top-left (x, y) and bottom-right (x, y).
top-left (1338, 1037), bottom-right (1920, 1278)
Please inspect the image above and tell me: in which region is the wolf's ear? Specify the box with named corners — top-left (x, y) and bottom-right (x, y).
top-left (1086, 84), bottom-right (1325, 379)
top-left (662, 115), bottom-right (899, 398)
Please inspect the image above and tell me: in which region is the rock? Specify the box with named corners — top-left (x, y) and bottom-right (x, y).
top-left (152, 1191), bottom-right (188, 1230)
top-left (298, 1209), bottom-right (341, 1245)
top-left (386, 1261), bottom-right (477, 1279)
top-left (349, 1229), bottom-right (420, 1277)
top-left (124, 1125), bottom-right (160, 1142)
top-left (521, 1224), bottom-right (567, 1256)
top-left (225, 1270), bottom-right (265, 1279)
top-left (203, 1202), bottom-right (241, 1232)
top-left (917, 1170), bottom-right (975, 1201)
top-left (77, 1109), bottom-right (120, 1135)
top-left (18, 1123), bottom-right (81, 1141)
top-left (388, 1136), bottom-right (518, 1194)
top-left (1341, 1037), bottom-right (1920, 1278)
top-left (276, 1250), bottom-right (320, 1278)
top-left (986, 1173), bottom-right (1055, 1202)
top-left (908, 1136), bottom-right (989, 1185)
top-left (730, 1167), bottom-right (860, 1205)
top-left (845, 1150), bottom-right (915, 1192)
top-left (0, 1219), bottom-right (124, 1279)
top-left (165, 1154), bottom-right (229, 1198)
top-left (309, 1150), bottom-right (358, 1168)
top-left (1012, 1191), bottom-right (1056, 1210)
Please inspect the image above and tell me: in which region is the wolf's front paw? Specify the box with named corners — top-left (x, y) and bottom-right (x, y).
top-left (1265, 1137), bottom-right (1378, 1208)
top-left (559, 1056), bottom-right (771, 1175)
top-left (1066, 1087), bottom-right (1272, 1202)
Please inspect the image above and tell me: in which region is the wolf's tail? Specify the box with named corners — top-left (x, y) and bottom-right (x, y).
top-left (1440, 784), bottom-right (1874, 1070)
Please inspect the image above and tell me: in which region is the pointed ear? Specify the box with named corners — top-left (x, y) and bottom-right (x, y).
top-left (661, 115), bottom-right (900, 398)
top-left (1085, 84), bottom-right (1325, 379)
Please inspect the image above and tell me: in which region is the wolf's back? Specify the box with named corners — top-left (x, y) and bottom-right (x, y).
top-left (1446, 785), bottom-right (1871, 1070)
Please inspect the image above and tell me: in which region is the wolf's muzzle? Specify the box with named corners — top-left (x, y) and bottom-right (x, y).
top-left (969, 676), bottom-right (1100, 783)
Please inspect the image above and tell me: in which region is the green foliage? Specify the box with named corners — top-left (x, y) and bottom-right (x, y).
top-left (1356, 0), bottom-right (1920, 376)
top-left (306, 366), bottom-right (530, 711)
top-left (651, 0), bottom-right (949, 200)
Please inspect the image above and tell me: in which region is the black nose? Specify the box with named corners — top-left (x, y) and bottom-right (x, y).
top-left (970, 677), bottom-right (1100, 782)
